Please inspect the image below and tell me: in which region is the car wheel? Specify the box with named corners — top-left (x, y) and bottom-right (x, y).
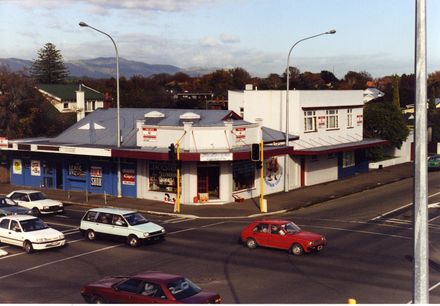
top-left (31, 207), bottom-right (40, 216)
top-left (127, 235), bottom-right (139, 247)
top-left (245, 238), bottom-right (257, 249)
top-left (90, 295), bottom-right (106, 304)
top-left (86, 230), bottom-right (96, 241)
top-left (290, 243), bottom-right (304, 256)
top-left (23, 241), bottom-right (33, 254)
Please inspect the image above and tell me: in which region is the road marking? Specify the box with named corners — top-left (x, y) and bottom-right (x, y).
top-left (162, 217), bottom-right (192, 224)
top-left (371, 191), bottom-right (440, 221)
top-left (301, 224), bottom-right (411, 240)
top-left (0, 243), bottom-right (124, 280)
top-left (45, 221), bottom-right (78, 228)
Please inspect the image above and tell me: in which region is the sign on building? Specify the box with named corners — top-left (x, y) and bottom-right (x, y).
top-left (235, 127), bottom-right (246, 140)
top-left (142, 127), bottom-right (157, 142)
top-left (31, 160), bottom-right (41, 176)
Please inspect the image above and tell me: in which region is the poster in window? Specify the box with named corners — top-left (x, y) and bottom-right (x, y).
top-left (122, 169), bottom-right (135, 185)
top-left (357, 114), bottom-right (363, 126)
top-left (69, 162), bottom-right (85, 177)
top-left (13, 159), bottom-right (22, 174)
top-left (90, 166), bottom-right (102, 187)
top-left (31, 160), bottom-right (41, 176)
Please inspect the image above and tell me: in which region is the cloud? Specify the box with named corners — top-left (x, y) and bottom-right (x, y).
top-left (220, 33), bottom-right (240, 44)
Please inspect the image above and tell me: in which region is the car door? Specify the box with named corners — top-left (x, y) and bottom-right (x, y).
top-left (0, 218), bottom-right (11, 243)
top-left (110, 278), bottom-right (145, 303)
top-left (251, 223), bottom-right (269, 247)
top-left (110, 214), bottom-right (130, 237)
top-left (133, 281), bottom-right (170, 303)
top-left (10, 193), bottom-right (31, 209)
top-left (7, 220), bottom-right (24, 247)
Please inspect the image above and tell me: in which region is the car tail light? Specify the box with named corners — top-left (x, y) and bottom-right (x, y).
top-left (213, 296), bottom-right (222, 304)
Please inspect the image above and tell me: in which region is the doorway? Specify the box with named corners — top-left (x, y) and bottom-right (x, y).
top-left (197, 165), bottom-right (220, 199)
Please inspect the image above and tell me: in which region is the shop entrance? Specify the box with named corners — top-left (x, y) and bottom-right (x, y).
top-left (197, 165), bottom-right (220, 199)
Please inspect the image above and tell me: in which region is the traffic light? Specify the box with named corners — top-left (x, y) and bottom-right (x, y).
top-left (251, 143), bottom-right (260, 161)
top-left (168, 143), bottom-right (176, 161)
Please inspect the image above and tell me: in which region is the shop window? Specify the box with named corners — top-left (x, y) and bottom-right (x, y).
top-left (342, 151), bottom-right (355, 168)
top-left (326, 109), bottom-right (339, 129)
top-left (304, 111), bottom-right (316, 132)
top-left (233, 160), bottom-right (255, 191)
top-left (149, 161), bottom-right (176, 193)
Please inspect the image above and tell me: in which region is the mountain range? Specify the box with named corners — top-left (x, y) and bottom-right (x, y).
top-left (0, 57), bottom-right (216, 79)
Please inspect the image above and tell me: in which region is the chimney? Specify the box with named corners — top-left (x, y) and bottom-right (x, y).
top-left (76, 84), bottom-right (86, 122)
top-left (245, 84), bottom-right (253, 91)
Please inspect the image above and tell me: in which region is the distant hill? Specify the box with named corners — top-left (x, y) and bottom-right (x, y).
top-left (0, 57), bottom-right (215, 78)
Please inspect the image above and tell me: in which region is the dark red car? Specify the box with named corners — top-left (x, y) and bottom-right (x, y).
top-left (240, 219), bottom-right (326, 255)
top-left (80, 271), bottom-right (221, 304)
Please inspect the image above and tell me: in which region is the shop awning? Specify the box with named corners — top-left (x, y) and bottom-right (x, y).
top-left (292, 138), bottom-right (388, 156)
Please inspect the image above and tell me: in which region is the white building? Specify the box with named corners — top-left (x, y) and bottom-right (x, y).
top-left (228, 87), bottom-right (387, 189)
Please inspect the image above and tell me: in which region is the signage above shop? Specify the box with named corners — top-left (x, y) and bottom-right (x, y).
top-left (200, 152), bottom-right (233, 161)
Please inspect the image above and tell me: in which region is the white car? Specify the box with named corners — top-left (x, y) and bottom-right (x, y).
top-left (0, 215), bottom-right (66, 253)
top-left (7, 190), bottom-right (64, 216)
top-left (80, 207), bottom-right (166, 247)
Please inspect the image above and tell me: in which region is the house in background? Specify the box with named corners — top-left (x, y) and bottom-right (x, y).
top-left (37, 83), bottom-right (110, 121)
top-left (228, 86), bottom-right (387, 189)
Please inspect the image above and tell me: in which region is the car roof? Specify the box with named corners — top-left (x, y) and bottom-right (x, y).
top-left (87, 207), bottom-right (137, 215)
top-left (254, 219), bottom-right (290, 225)
top-left (132, 271), bottom-right (183, 282)
top-left (0, 214), bottom-right (37, 221)
top-left (10, 190), bottom-right (41, 194)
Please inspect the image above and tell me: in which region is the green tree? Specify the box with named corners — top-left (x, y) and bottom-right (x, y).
top-left (363, 98), bottom-right (409, 160)
top-left (392, 75), bottom-right (401, 109)
top-left (30, 42), bottom-right (69, 84)
top-left (0, 67), bottom-right (73, 139)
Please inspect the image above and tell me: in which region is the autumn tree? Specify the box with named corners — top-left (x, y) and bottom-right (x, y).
top-left (30, 42), bottom-right (69, 84)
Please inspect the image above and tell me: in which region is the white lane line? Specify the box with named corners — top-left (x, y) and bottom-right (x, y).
top-left (45, 221), bottom-right (78, 229)
top-left (371, 191), bottom-right (440, 221)
top-left (0, 243), bottom-right (124, 280)
top-left (300, 224), bottom-right (411, 240)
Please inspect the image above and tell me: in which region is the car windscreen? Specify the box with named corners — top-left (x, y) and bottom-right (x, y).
top-left (20, 218), bottom-right (49, 232)
top-left (29, 192), bottom-right (47, 201)
top-left (167, 278), bottom-right (201, 300)
top-left (123, 213), bottom-right (149, 226)
top-left (282, 222), bottom-right (301, 234)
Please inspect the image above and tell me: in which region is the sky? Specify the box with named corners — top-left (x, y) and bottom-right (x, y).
top-left (0, 0), bottom-right (439, 79)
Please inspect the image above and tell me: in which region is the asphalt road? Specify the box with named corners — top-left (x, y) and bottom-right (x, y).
top-left (1, 172), bottom-right (440, 304)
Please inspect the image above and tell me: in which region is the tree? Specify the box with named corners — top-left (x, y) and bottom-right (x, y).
top-left (0, 67), bottom-right (73, 139)
top-left (30, 43), bottom-right (69, 84)
top-left (392, 75), bottom-right (400, 109)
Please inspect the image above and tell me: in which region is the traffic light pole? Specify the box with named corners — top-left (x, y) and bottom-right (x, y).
top-left (175, 142), bottom-right (181, 213)
top-left (259, 140), bottom-right (267, 213)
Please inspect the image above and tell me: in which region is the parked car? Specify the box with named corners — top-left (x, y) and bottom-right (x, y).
top-left (240, 219), bottom-right (326, 256)
top-left (80, 271), bottom-right (221, 304)
top-left (79, 207), bottom-right (166, 247)
top-left (0, 196), bottom-right (32, 217)
top-left (0, 214), bottom-right (66, 253)
top-left (7, 190), bottom-right (64, 216)
top-left (428, 154), bottom-right (440, 171)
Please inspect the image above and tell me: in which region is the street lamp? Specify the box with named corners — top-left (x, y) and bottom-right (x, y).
top-left (79, 21), bottom-right (122, 197)
top-left (284, 29), bottom-right (336, 192)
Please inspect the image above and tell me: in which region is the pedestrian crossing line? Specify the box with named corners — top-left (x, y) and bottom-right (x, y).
top-left (162, 217), bottom-right (193, 224)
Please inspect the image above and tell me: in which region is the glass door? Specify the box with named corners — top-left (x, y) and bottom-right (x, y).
top-left (197, 165), bottom-right (220, 199)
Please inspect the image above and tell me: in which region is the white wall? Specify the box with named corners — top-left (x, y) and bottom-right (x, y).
top-left (305, 155), bottom-right (338, 185)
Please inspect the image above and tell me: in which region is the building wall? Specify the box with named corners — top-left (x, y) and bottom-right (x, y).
top-left (304, 155), bottom-right (338, 185)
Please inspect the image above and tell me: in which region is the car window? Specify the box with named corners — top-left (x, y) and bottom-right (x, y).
top-left (123, 212), bottom-right (149, 226)
top-left (83, 211), bottom-right (98, 222)
top-left (253, 223), bottom-right (268, 233)
top-left (29, 192), bottom-right (47, 201)
top-left (11, 220), bottom-right (21, 232)
top-left (0, 219), bottom-right (10, 229)
top-left (116, 278), bottom-right (144, 293)
top-left (282, 222), bottom-right (301, 234)
top-left (20, 218), bottom-right (49, 232)
top-left (141, 282), bottom-right (166, 299)
top-left (10, 193), bottom-right (24, 201)
top-left (112, 215), bottom-right (127, 227)
top-left (167, 278), bottom-right (201, 300)
top-left (97, 213), bottom-right (112, 224)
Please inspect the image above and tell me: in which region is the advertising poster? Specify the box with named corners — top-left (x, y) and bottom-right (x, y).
top-left (90, 166), bottom-right (102, 187)
top-left (13, 159), bottom-right (22, 175)
top-left (122, 169), bottom-right (135, 185)
top-left (142, 127), bottom-right (157, 142)
top-left (235, 127), bottom-right (246, 140)
top-left (31, 160), bottom-right (41, 176)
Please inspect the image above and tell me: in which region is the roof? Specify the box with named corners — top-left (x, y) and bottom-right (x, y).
top-left (86, 207), bottom-right (137, 214)
top-left (37, 83), bottom-right (104, 101)
top-left (132, 271), bottom-right (182, 282)
top-left (9, 190), bottom-right (41, 194)
top-left (293, 139), bottom-right (388, 155)
top-left (0, 214), bottom-right (37, 221)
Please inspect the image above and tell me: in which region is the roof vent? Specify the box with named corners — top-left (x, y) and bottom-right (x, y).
top-left (144, 111), bottom-right (165, 118)
top-left (179, 112), bottom-right (200, 120)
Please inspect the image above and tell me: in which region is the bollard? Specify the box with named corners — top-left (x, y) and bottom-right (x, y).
top-left (104, 191), bottom-right (107, 205)
top-left (348, 298), bottom-right (356, 304)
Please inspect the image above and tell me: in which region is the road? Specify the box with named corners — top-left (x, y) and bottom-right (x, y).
top-left (1, 172), bottom-right (440, 303)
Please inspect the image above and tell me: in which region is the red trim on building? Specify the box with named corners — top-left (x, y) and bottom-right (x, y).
top-left (300, 158), bottom-right (305, 187)
top-left (293, 140), bottom-right (388, 156)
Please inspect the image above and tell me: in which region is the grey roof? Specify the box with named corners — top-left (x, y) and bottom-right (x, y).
top-left (48, 108), bottom-right (259, 147)
top-left (38, 83), bottom-right (104, 101)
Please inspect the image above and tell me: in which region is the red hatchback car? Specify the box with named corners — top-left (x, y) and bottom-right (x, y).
top-left (80, 271), bottom-right (221, 304)
top-left (240, 219), bottom-right (326, 255)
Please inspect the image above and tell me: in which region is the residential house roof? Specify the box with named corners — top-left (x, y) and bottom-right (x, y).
top-left (37, 83), bottom-right (104, 101)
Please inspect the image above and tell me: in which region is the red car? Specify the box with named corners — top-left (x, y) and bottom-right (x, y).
top-left (80, 271), bottom-right (221, 304)
top-left (240, 219), bottom-right (326, 255)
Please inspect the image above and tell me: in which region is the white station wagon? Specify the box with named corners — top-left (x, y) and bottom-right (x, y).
top-left (7, 190), bottom-right (64, 216)
top-left (0, 215), bottom-right (66, 253)
top-left (80, 207), bottom-right (166, 247)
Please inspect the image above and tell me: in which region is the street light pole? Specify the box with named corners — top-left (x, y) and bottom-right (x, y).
top-left (284, 29), bottom-right (336, 192)
top-left (79, 22), bottom-right (122, 198)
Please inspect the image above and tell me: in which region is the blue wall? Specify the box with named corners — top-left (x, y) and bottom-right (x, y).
top-left (338, 150), bottom-right (369, 179)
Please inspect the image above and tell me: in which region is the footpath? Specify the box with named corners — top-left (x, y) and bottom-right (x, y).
top-left (0, 162), bottom-right (414, 219)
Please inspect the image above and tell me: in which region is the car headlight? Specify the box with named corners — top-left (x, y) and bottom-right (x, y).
top-left (43, 206), bottom-right (49, 210)
top-left (308, 241), bottom-right (314, 246)
top-left (27, 210), bottom-right (32, 215)
top-left (321, 236), bottom-right (326, 241)
top-left (143, 232), bottom-right (150, 238)
top-left (36, 238), bottom-right (45, 242)
top-left (161, 228), bottom-right (166, 233)
top-left (58, 204), bottom-right (63, 207)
